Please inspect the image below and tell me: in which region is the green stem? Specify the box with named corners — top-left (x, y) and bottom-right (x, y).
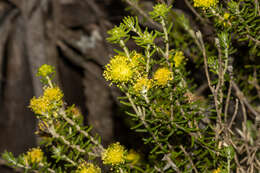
top-left (160, 17), bottom-right (170, 68)
top-left (227, 158), bottom-right (230, 173)
top-left (46, 76), bottom-right (54, 88)
top-left (120, 40), bottom-right (130, 59)
top-left (145, 44), bottom-right (151, 73)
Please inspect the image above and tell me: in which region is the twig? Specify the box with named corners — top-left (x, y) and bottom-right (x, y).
top-left (248, 68), bottom-right (260, 98)
top-left (126, 93), bottom-right (181, 173)
top-left (124, 0), bottom-right (162, 31)
top-left (161, 17), bottom-right (171, 68)
top-left (255, 0), bottom-right (260, 16)
top-left (240, 100), bottom-right (250, 157)
top-left (184, 0), bottom-right (207, 23)
top-left (0, 158), bottom-right (23, 173)
top-left (228, 99), bottom-right (239, 129)
top-left (59, 110), bottom-right (104, 152)
top-left (196, 31), bottom-right (214, 93)
top-left (167, 0), bottom-right (173, 6)
top-left (224, 79), bottom-right (232, 122)
top-left (48, 125), bottom-right (85, 153)
top-left (180, 145), bottom-right (198, 173)
top-left (231, 80), bottom-right (260, 118)
top-left (0, 158), bottom-right (55, 173)
top-left (52, 146), bottom-right (77, 166)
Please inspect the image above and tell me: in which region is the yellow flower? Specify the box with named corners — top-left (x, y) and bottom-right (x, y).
top-left (102, 142), bottom-right (126, 165)
top-left (24, 148), bottom-right (44, 164)
top-left (76, 162), bottom-right (101, 173)
top-left (29, 87), bottom-right (63, 115)
top-left (153, 67), bottom-right (173, 86)
top-left (37, 64), bottom-right (55, 77)
top-left (133, 77), bottom-right (152, 95)
top-left (29, 97), bottom-right (50, 114)
top-left (213, 168), bottom-right (221, 173)
top-left (173, 51), bottom-right (185, 68)
top-left (126, 149), bottom-right (141, 165)
top-left (223, 13), bottom-right (230, 20)
top-left (103, 55), bottom-right (134, 83)
top-left (43, 87), bottom-right (63, 103)
top-left (38, 121), bottom-right (49, 132)
top-left (193, 0), bottom-right (218, 8)
top-left (221, 13), bottom-right (231, 27)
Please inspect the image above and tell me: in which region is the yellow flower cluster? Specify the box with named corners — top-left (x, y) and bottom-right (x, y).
top-left (126, 149), bottom-right (141, 165)
top-left (103, 55), bottom-right (134, 83)
top-left (103, 52), bottom-right (145, 86)
top-left (213, 168), bottom-right (221, 173)
top-left (29, 87), bottom-right (64, 115)
top-left (224, 13), bottom-right (230, 20)
top-left (193, 0), bottom-right (218, 8)
top-left (153, 67), bottom-right (173, 86)
top-left (173, 51), bottom-right (185, 68)
top-left (43, 87), bottom-right (63, 103)
top-left (222, 13), bottom-right (231, 27)
top-left (37, 64), bottom-right (55, 77)
top-left (102, 142), bottom-right (126, 165)
top-left (133, 77), bottom-right (152, 95)
top-left (76, 162), bottom-right (101, 173)
top-left (24, 148), bottom-right (44, 164)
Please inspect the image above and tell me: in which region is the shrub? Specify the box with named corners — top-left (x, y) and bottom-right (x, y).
top-left (2, 0), bottom-right (260, 172)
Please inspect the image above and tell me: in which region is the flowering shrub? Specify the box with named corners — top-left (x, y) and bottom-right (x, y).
top-left (2, 0), bottom-right (260, 172)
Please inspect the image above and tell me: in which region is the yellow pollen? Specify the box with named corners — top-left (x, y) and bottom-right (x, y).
top-left (103, 55), bottom-right (134, 83)
top-left (133, 77), bottom-right (152, 95)
top-left (76, 162), bottom-right (101, 173)
top-left (102, 142), bottom-right (126, 165)
top-left (193, 0), bottom-right (218, 8)
top-left (24, 148), bottom-right (44, 164)
top-left (153, 67), bottom-right (173, 86)
top-left (173, 51), bottom-right (185, 68)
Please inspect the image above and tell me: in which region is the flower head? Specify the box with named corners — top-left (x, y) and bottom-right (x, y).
top-left (153, 67), bottom-right (173, 86)
top-left (24, 148), bottom-right (44, 164)
top-left (43, 87), bottom-right (63, 104)
top-left (29, 87), bottom-right (63, 115)
top-left (193, 0), bottom-right (218, 9)
top-left (103, 55), bottom-right (134, 84)
top-left (212, 168), bottom-right (221, 173)
top-left (173, 51), bottom-right (185, 68)
top-left (223, 13), bottom-right (230, 20)
top-left (29, 97), bottom-right (50, 114)
top-left (133, 77), bottom-right (152, 95)
top-left (76, 162), bottom-right (101, 173)
top-left (126, 149), bottom-right (141, 165)
top-left (102, 142), bottom-right (126, 165)
top-left (37, 64), bottom-right (55, 78)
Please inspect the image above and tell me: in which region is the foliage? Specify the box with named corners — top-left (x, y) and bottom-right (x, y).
top-left (2, 0), bottom-right (260, 172)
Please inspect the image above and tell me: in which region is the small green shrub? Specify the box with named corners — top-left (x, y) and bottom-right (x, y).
top-left (2, 0), bottom-right (259, 172)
